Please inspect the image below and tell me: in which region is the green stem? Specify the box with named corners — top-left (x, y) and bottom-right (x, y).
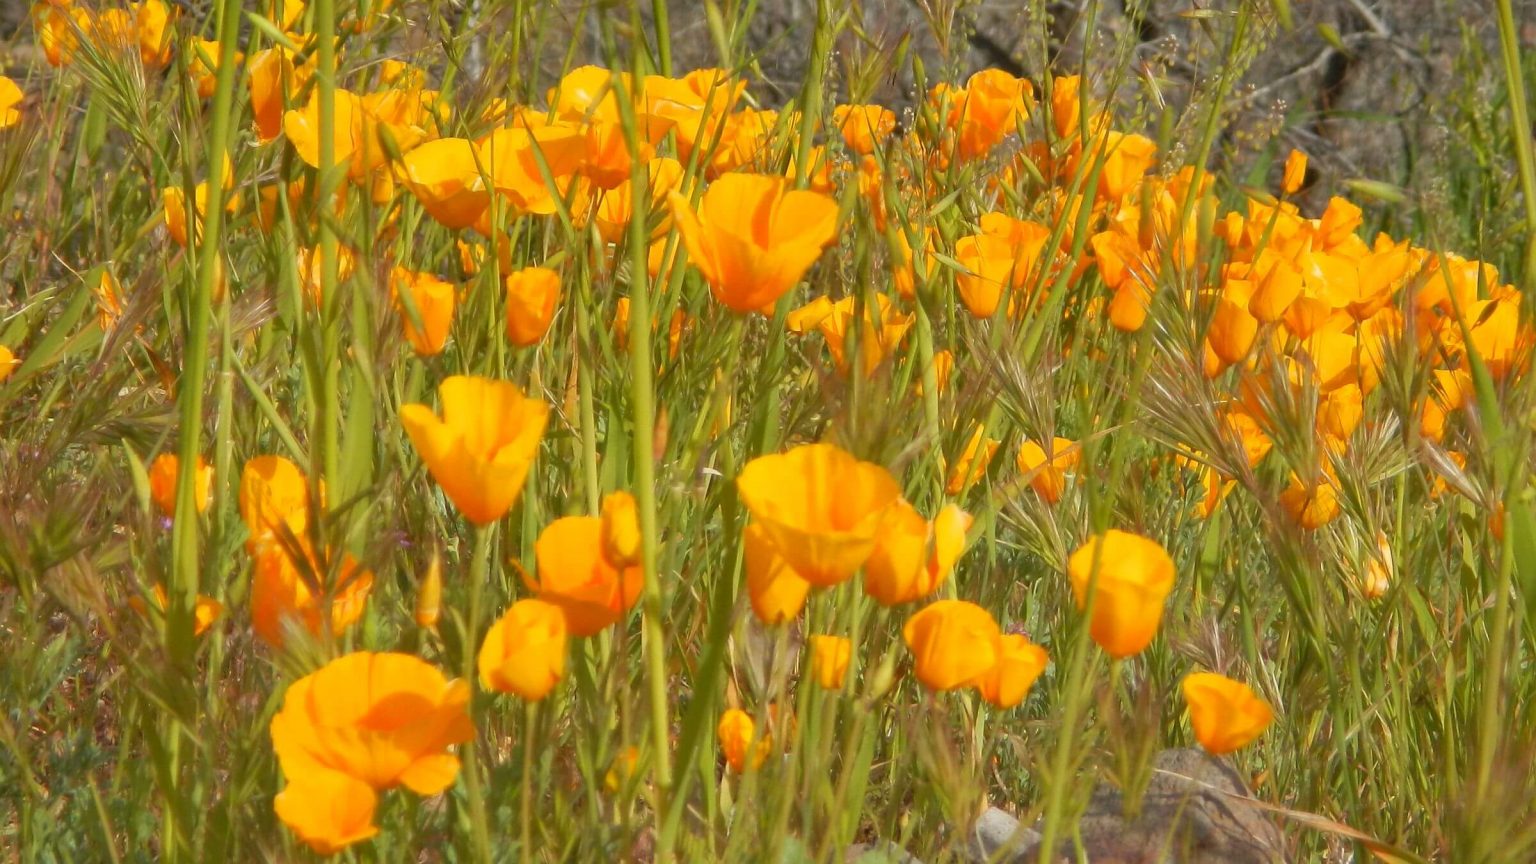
top-left (314, 0), bottom-right (342, 511)
top-left (521, 699), bottom-right (538, 864)
top-left (1494, 0), bottom-right (1536, 292)
top-left (463, 525), bottom-right (495, 864)
top-left (165, 1), bottom-right (242, 858)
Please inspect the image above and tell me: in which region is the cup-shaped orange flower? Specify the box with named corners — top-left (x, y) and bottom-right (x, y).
top-left (944, 425), bottom-right (1000, 495)
top-left (1016, 437), bottom-right (1080, 504)
top-left (737, 443), bottom-right (901, 587)
top-left (1181, 672), bottom-right (1275, 755)
top-left (239, 455), bottom-right (313, 551)
top-left (809, 635), bottom-right (853, 691)
top-left (391, 268), bottom-right (455, 357)
top-left (833, 104), bottom-right (897, 155)
top-left (401, 376), bottom-right (550, 526)
top-left (270, 651), bottom-right (473, 796)
top-left (902, 599), bottom-right (1002, 692)
top-left (529, 516), bottom-right (643, 636)
top-left (251, 540), bottom-right (375, 649)
top-left (717, 708), bottom-right (770, 773)
top-left (668, 173), bottom-right (839, 314)
top-left (974, 634), bottom-right (1049, 709)
top-left (148, 453), bottom-right (213, 517)
top-left (398, 138), bottom-right (492, 230)
top-left (274, 767), bottom-right (380, 855)
top-left (1067, 530), bottom-right (1176, 659)
top-left (864, 501), bottom-right (972, 606)
top-left (0, 77), bottom-right (20, 129)
top-left (505, 266), bottom-right (561, 347)
top-left (744, 522), bottom-right (812, 625)
top-left (478, 598), bottom-right (568, 701)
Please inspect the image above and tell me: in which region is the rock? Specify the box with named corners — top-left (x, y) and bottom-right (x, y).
top-left (1049, 748), bottom-right (1287, 863)
top-left (966, 806), bottom-right (1041, 863)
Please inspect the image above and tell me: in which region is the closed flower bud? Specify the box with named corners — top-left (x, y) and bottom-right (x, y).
top-left (1067, 530), bottom-right (1175, 659)
top-left (718, 708), bottom-right (770, 773)
top-left (415, 551), bottom-right (442, 629)
top-left (505, 266), bottom-right (561, 347)
top-left (148, 453), bottom-right (214, 517)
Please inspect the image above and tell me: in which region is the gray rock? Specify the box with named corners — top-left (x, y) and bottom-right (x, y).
top-left (966, 806), bottom-right (1042, 863)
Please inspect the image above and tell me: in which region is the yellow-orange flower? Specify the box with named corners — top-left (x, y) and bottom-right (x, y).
top-left (864, 501), bottom-right (972, 606)
top-left (1067, 530), bottom-right (1176, 659)
top-left (128, 583), bottom-right (223, 637)
top-left (391, 267), bottom-right (456, 357)
top-left (736, 443), bottom-right (901, 587)
top-left (1181, 672), bottom-right (1274, 755)
top-left (600, 491), bottom-right (641, 569)
top-left (251, 539), bottom-right (374, 648)
top-left (744, 522), bottom-right (812, 625)
top-left (1016, 437), bottom-right (1080, 504)
top-left (1282, 149), bottom-right (1308, 195)
top-left (902, 599), bottom-right (1001, 692)
top-left (187, 38), bottom-right (239, 99)
top-left (398, 138), bottom-right (492, 230)
top-left (974, 634), bottom-right (1049, 709)
top-left (1279, 471), bottom-right (1340, 530)
top-left (478, 598), bottom-right (568, 701)
top-left (669, 173), bottom-right (839, 314)
top-left (239, 454), bottom-right (314, 549)
top-left (795, 293), bottom-right (914, 377)
top-left (833, 104), bottom-right (896, 155)
top-left (0, 76), bottom-right (21, 128)
top-left (809, 634), bottom-right (853, 691)
top-left (401, 376), bottom-right (550, 526)
top-left (717, 708), bottom-right (770, 773)
top-left (274, 767), bottom-right (380, 855)
top-left (270, 652), bottom-right (473, 796)
top-left (0, 345), bottom-right (14, 383)
top-left (944, 425), bottom-right (1000, 496)
top-left (528, 516), bottom-right (643, 636)
top-left (147, 453), bottom-right (213, 516)
top-left (505, 266), bottom-right (561, 347)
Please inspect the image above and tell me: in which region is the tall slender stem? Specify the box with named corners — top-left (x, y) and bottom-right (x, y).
top-left (313, 0), bottom-right (342, 508)
top-left (1494, 0), bottom-right (1536, 293)
top-left (462, 525), bottom-right (495, 864)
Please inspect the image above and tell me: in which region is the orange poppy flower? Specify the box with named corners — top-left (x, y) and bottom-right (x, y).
top-left (128, 583), bottom-right (223, 637)
top-left (943, 425), bottom-right (1000, 496)
top-left (390, 267), bottom-right (456, 357)
top-left (251, 539), bottom-right (374, 648)
top-left (478, 123), bottom-right (589, 215)
top-left (600, 491), bottom-right (641, 569)
top-left (974, 634), bottom-right (1049, 709)
top-left (717, 708), bottom-right (770, 773)
top-left (833, 104), bottom-right (897, 155)
top-left (239, 455), bottom-right (313, 551)
top-left (744, 522), bottom-right (812, 625)
top-left (809, 634), bottom-right (853, 691)
top-left (147, 453), bottom-right (213, 516)
top-left (863, 501), bottom-right (972, 606)
top-left (1279, 471), bottom-right (1340, 530)
top-left (1016, 437), bottom-right (1080, 504)
top-left (270, 651), bottom-right (473, 796)
top-left (669, 173), bottom-right (839, 314)
top-left (505, 266), bottom-right (561, 347)
top-left (274, 767), bottom-right (379, 855)
top-left (0, 345), bottom-right (14, 383)
top-left (736, 443), bottom-right (901, 587)
top-left (0, 76), bottom-right (21, 128)
top-left (1067, 530), bottom-right (1176, 659)
top-left (398, 138), bottom-right (492, 230)
top-left (528, 516), bottom-right (643, 636)
top-left (1181, 672), bottom-right (1274, 755)
top-left (479, 598), bottom-right (568, 701)
top-left (902, 599), bottom-right (1002, 692)
top-left (400, 376), bottom-right (549, 526)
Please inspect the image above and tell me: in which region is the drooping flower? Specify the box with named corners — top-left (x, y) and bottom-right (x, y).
top-left (863, 501), bottom-right (971, 606)
top-left (736, 443), bottom-right (901, 587)
top-left (744, 522), bottom-right (812, 625)
top-left (1067, 530), bottom-right (1176, 659)
top-left (973, 634), bottom-right (1049, 709)
top-left (717, 708), bottom-right (770, 773)
top-left (148, 453), bottom-right (214, 516)
top-left (270, 652), bottom-right (473, 796)
top-left (1181, 672), bottom-right (1274, 755)
top-left (400, 376), bottom-right (550, 526)
top-left (390, 268), bottom-right (455, 357)
top-left (809, 635), bottom-right (853, 691)
top-left (527, 516), bottom-right (643, 636)
top-left (902, 599), bottom-right (1002, 692)
top-left (505, 266), bottom-right (561, 347)
top-left (669, 173), bottom-right (839, 314)
top-left (479, 598), bottom-right (568, 701)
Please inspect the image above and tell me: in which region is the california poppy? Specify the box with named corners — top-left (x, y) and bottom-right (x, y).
top-left (669, 173), bottom-right (839, 314)
top-left (943, 425), bottom-right (1000, 496)
top-left (274, 768), bottom-right (380, 855)
top-left (0, 77), bottom-right (21, 128)
top-left (717, 708), bottom-right (769, 773)
top-left (239, 455), bottom-right (313, 551)
top-left (809, 634), bottom-right (852, 691)
top-left (147, 453), bottom-right (213, 516)
top-left (505, 266), bottom-right (561, 347)
top-left (251, 539), bottom-right (374, 648)
top-left (1181, 672), bottom-right (1274, 755)
top-left (974, 634), bottom-right (1049, 709)
top-left (736, 443), bottom-right (901, 587)
top-left (400, 376), bottom-right (549, 526)
top-left (744, 522), bottom-right (812, 625)
top-left (479, 598), bottom-right (568, 701)
top-left (528, 516), bottom-right (643, 636)
top-left (600, 491), bottom-right (641, 569)
top-left (1015, 437), bottom-right (1080, 504)
top-left (902, 599), bottom-right (1002, 692)
top-left (863, 501), bottom-right (971, 606)
top-left (1067, 530), bottom-right (1175, 658)
top-left (391, 267), bottom-right (456, 357)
